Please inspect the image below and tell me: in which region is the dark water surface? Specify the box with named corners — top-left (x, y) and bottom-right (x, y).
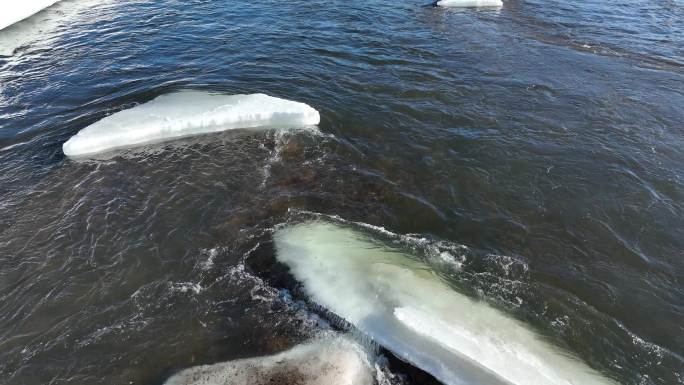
top-left (1, 0), bottom-right (683, 384)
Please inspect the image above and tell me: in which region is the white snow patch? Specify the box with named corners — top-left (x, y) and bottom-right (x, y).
top-left (63, 91), bottom-right (321, 157)
top-left (274, 221), bottom-right (618, 385)
top-left (437, 0), bottom-right (503, 7)
top-left (164, 336), bottom-right (374, 385)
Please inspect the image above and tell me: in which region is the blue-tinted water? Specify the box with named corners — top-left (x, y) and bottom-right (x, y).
top-left (0, 0), bottom-right (682, 384)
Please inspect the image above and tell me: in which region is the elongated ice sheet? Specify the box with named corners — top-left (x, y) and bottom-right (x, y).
top-left (164, 336), bottom-right (373, 385)
top-left (0, 1), bottom-right (60, 31)
top-left (274, 221), bottom-right (617, 385)
top-left (62, 91), bottom-right (321, 157)
top-left (436, 0), bottom-right (503, 7)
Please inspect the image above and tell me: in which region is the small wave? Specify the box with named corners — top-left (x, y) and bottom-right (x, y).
top-left (504, 0), bottom-right (684, 71)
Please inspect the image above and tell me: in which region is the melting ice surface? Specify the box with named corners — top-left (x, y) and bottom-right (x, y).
top-left (436, 0), bottom-right (503, 7)
top-left (0, 1), bottom-right (61, 31)
top-left (164, 336), bottom-right (373, 385)
top-left (274, 221), bottom-right (618, 385)
top-left (62, 91), bottom-right (321, 157)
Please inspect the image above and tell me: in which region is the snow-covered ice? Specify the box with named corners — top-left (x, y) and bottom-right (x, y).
top-left (62, 91), bottom-right (321, 157)
top-left (0, 1), bottom-right (61, 31)
top-left (436, 0), bottom-right (503, 7)
top-left (164, 336), bottom-right (374, 385)
top-left (274, 221), bottom-right (618, 385)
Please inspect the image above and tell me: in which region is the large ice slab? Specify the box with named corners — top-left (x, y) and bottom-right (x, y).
top-left (62, 91), bottom-right (321, 157)
top-left (436, 0), bottom-right (503, 7)
top-left (274, 221), bottom-right (618, 385)
top-left (0, 1), bottom-right (61, 31)
top-left (164, 336), bottom-right (373, 385)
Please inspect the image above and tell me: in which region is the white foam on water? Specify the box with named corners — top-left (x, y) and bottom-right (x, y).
top-left (169, 281), bottom-right (203, 295)
top-left (62, 91), bottom-right (321, 157)
top-left (436, 0), bottom-right (503, 7)
top-left (274, 221), bottom-right (618, 385)
top-left (0, 1), bottom-right (61, 31)
top-left (164, 336), bottom-right (374, 385)
top-left (199, 247), bottom-right (221, 271)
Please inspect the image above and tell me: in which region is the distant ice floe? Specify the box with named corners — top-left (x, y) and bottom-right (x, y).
top-left (0, 1), bottom-right (61, 31)
top-left (164, 336), bottom-right (374, 385)
top-left (436, 0), bottom-right (503, 7)
top-left (274, 221), bottom-right (618, 385)
top-left (62, 91), bottom-right (321, 157)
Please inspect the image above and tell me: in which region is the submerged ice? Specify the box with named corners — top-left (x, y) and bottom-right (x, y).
top-left (274, 221), bottom-right (617, 385)
top-left (436, 0), bottom-right (503, 7)
top-left (164, 336), bottom-right (373, 385)
top-left (62, 91), bottom-right (321, 157)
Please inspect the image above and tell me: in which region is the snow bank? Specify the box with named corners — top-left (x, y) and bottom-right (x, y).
top-left (164, 336), bottom-right (373, 385)
top-left (0, 1), bottom-right (60, 31)
top-left (436, 0), bottom-right (503, 7)
top-left (62, 91), bottom-right (321, 157)
top-left (274, 221), bottom-right (617, 385)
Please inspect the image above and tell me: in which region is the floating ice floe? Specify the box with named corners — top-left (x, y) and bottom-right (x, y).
top-left (274, 221), bottom-right (618, 385)
top-left (164, 336), bottom-right (373, 385)
top-left (0, 1), bottom-right (61, 31)
top-left (436, 0), bottom-right (503, 7)
top-left (62, 91), bottom-right (321, 157)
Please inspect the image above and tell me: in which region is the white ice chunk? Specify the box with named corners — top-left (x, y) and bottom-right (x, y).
top-left (274, 221), bottom-right (618, 385)
top-left (164, 336), bottom-right (374, 385)
top-left (0, 1), bottom-right (61, 31)
top-left (436, 0), bottom-right (503, 7)
top-left (62, 91), bottom-right (321, 157)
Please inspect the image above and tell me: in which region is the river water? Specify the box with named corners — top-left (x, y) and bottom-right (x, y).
top-left (0, 0), bottom-right (682, 384)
